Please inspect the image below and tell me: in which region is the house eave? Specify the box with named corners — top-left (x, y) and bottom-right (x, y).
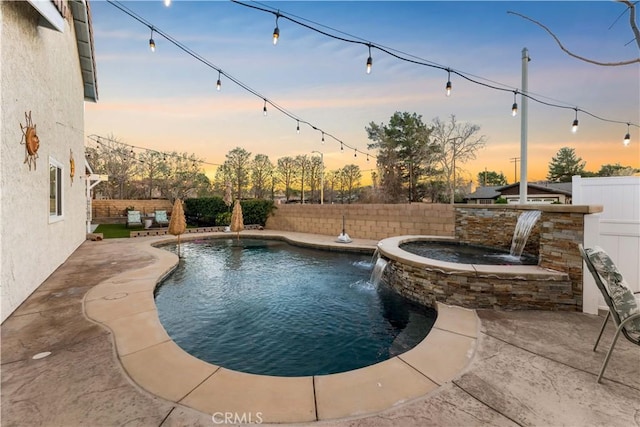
top-left (69, 0), bottom-right (98, 102)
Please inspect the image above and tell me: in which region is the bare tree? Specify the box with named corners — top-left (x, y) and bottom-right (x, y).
top-left (251, 154), bottom-right (274, 199)
top-left (137, 151), bottom-right (168, 198)
top-left (86, 134), bottom-right (139, 199)
top-left (308, 156), bottom-right (323, 203)
top-left (508, 1), bottom-right (639, 66)
top-left (431, 115), bottom-right (486, 204)
top-left (295, 155), bottom-right (311, 203)
top-left (277, 156), bottom-right (296, 202)
top-left (159, 152), bottom-right (210, 201)
top-left (339, 164), bottom-right (362, 204)
top-left (223, 147), bottom-right (252, 200)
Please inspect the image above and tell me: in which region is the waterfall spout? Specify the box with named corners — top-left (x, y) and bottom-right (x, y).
top-left (370, 256), bottom-right (388, 287)
top-left (510, 210), bottom-right (541, 258)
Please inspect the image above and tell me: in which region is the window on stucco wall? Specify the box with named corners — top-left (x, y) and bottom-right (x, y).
top-left (49, 157), bottom-right (64, 222)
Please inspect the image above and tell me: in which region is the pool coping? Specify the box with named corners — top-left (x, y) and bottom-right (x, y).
top-left (82, 231), bottom-right (479, 423)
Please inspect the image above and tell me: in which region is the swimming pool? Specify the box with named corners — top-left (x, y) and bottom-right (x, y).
top-left (155, 238), bottom-right (436, 377)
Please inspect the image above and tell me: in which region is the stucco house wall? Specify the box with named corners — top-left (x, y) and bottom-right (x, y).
top-left (1, 1), bottom-right (95, 322)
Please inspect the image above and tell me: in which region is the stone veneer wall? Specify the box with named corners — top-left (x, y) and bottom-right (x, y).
top-left (92, 199), bottom-right (174, 218)
top-left (384, 260), bottom-right (575, 310)
top-left (454, 205), bottom-right (603, 310)
top-left (264, 203), bottom-right (455, 240)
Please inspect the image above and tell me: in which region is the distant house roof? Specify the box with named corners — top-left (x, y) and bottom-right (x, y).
top-left (498, 182), bottom-right (573, 197)
top-left (465, 182), bottom-right (573, 201)
top-left (465, 186), bottom-right (502, 200)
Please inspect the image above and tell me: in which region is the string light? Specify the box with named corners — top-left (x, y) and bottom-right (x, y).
top-left (512, 91), bottom-right (518, 117)
top-left (366, 44), bottom-right (372, 74)
top-left (572, 108), bottom-right (579, 133)
top-left (623, 123), bottom-right (631, 146)
top-left (354, 148), bottom-right (357, 158)
top-left (296, 120), bottom-right (300, 134)
top-left (149, 27), bottom-right (156, 52)
top-left (88, 134), bottom-right (222, 168)
top-left (216, 71), bottom-right (221, 91)
top-left (340, 141), bottom-right (344, 151)
top-left (321, 132), bottom-right (325, 143)
top-left (263, 99), bottom-right (267, 116)
top-left (273, 12), bottom-right (280, 45)
top-left (366, 154), bottom-right (370, 162)
top-left (229, 0), bottom-right (638, 147)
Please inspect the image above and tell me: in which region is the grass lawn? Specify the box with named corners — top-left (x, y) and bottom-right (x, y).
top-left (94, 223), bottom-right (143, 239)
top-left (93, 223), bottom-right (197, 239)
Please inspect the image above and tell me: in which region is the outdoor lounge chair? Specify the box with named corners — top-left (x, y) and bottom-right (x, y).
top-left (127, 210), bottom-right (143, 228)
top-left (155, 210), bottom-right (169, 227)
top-left (579, 244), bottom-right (640, 383)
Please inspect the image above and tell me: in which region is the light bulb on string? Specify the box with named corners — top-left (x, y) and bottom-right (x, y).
top-left (366, 154), bottom-right (370, 162)
top-left (263, 99), bottom-right (267, 116)
top-left (571, 109), bottom-right (579, 133)
top-left (296, 120), bottom-right (300, 134)
top-left (354, 149), bottom-right (357, 158)
top-left (273, 13), bottom-right (280, 45)
top-left (366, 44), bottom-right (372, 74)
top-left (321, 132), bottom-right (325, 144)
top-left (512, 91), bottom-right (518, 117)
top-left (149, 27), bottom-right (156, 52)
top-left (624, 123), bottom-right (631, 146)
top-left (445, 69), bottom-right (452, 97)
top-left (216, 71), bottom-right (221, 91)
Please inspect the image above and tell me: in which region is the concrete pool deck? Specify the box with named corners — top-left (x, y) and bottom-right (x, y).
top-left (2, 230), bottom-right (639, 426)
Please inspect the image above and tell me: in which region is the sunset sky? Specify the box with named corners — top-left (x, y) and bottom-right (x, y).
top-left (85, 1), bottom-right (640, 185)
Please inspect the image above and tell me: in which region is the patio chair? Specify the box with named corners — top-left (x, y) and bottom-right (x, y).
top-left (127, 210), bottom-right (143, 228)
top-left (154, 210), bottom-right (169, 227)
top-left (579, 244), bottom-right (640, 383)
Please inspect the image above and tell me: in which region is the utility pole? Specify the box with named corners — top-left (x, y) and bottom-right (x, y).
top-left (519, 48), bottom-right (530, 204)
top-left (510, 157), bottom-right (520, 184)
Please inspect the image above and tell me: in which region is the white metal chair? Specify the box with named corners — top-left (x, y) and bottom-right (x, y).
top-left (126, 210), bottom-right (143, 228)
top-left (579, 244), bottom-right (640, 383)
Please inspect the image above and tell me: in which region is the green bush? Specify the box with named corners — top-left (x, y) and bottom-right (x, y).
top-left (184, 197), bottom-right (276, 226)
top-left (240, 199), bottom-right (276, 226)
top-left (495, 197), bottom-right (508, 204)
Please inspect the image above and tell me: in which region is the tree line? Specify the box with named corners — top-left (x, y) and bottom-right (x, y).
top-left (87, 114), bottom-right (635, 204)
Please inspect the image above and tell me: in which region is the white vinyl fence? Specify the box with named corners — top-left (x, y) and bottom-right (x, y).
top-left (573, 176), bottom-right (640, 314)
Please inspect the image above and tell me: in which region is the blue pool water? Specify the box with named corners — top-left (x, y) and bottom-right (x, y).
top-left (400, 241), bottom-right (538, 265)
top-left (155, 238), bottom-right (436, 377)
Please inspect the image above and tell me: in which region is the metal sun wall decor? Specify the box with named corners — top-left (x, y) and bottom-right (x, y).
top-left (20, 111), bottom-right (40, 170)
top-left (69, 149), bottom-right (75, 184)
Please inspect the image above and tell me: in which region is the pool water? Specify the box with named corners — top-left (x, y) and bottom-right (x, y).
top-left (400, 241), bottom-right (538, 265)
top-left (155, 239), bottom-right (436, 377)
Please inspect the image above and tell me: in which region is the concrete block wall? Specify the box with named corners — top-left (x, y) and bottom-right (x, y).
top-left (265, 203), bottom-right (455, 240)
top-left (92, 199), bottom-right (173, 218)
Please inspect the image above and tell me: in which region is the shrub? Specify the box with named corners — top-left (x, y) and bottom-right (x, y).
top-left (240, 199), bottom-right (276, 226)
top-left (184, 197), bottom-right (276, 226)
top-left (216, 211), bottom-right (232, 226)
top-left (495, 197), bottom-right (508, 204)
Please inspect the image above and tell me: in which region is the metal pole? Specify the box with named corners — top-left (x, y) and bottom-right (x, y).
top-left (519, 48), bottom-right (529, 204)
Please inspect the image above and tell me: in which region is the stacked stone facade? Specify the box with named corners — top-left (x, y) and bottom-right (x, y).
top-left (379, 205), bottom-right (602, 311)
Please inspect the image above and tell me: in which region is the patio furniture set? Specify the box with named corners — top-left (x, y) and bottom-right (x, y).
top-left (127, 210), bottom-right (169, 229)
